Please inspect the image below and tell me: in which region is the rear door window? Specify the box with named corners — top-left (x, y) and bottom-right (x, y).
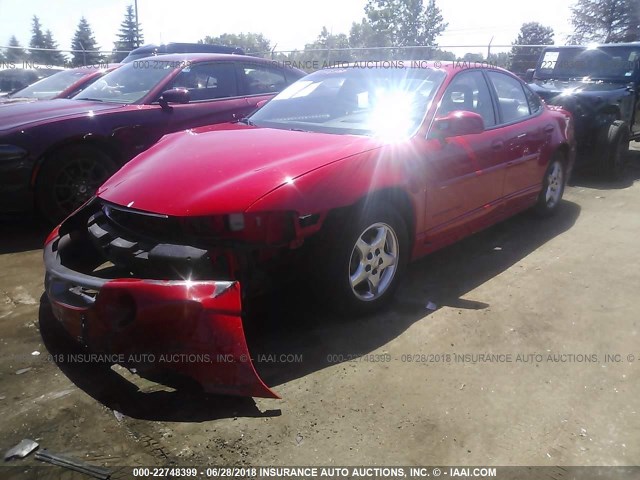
top-left (169, 62), bottom-right (238, 101)
top-left (241, 64), bottom-right (287, 95)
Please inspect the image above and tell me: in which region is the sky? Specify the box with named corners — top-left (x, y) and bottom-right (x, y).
top-left (0, 0), bottom-right (575, 56)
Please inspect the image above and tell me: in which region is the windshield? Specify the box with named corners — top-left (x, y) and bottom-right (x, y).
top-left (10, 69), bottom-right (91, 99)
top-left (536, 47), bottom-right (640, 81)
top-left (72, 61), bottom-right (177, 103)
top-left (249, 67), bottom-right (445, 138)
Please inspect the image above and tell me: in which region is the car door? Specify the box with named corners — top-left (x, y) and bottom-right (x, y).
top-left (423, 69), bottom-right (506, 241)
top-left (161, 61), bottom-right (250, 132)
top-left (486, 71), bottom-right (546, 208)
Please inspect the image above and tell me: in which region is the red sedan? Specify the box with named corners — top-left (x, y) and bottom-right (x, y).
top-left (43, 63), bottom-right (575, 398)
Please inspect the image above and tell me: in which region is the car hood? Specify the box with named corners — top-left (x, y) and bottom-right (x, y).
top-left (0, 96), bottom-right (39, 105)
top-left (530, 79), bottom-right (627, 97)
top-left (98, 124), bottom-right (383, 216)
top-left (0, 99), bottom-right (123, 132)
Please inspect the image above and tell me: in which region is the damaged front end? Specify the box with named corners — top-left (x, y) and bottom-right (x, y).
top-left (43, 197), bottom-right (298, 398)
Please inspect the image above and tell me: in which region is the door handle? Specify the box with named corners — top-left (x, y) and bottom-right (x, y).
top-left (517, 133), bottom-right (527, 139)
top-left (491, 140), bottom-right (504, 150)
top-left (543, 125), bottom-right (554, 133)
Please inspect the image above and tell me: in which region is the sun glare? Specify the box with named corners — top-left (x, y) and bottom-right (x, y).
top-left (369, 90), bottom-right (416, 141)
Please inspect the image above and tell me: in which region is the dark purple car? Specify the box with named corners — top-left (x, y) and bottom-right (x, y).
top-left (0, 53), bottom-right (304, 222)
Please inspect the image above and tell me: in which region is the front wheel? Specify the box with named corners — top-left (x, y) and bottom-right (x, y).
top-left (36, 145), bottom-right (118, 224)
top-left (597, 120), bottom-right (629, 180)
top-left (319, 204), bottom-right (409, 315)
top-left (534, 154), bottom-right (565, 217)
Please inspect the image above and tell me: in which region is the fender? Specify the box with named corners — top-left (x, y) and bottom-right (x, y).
top-left (245, 140), bottom-right (427, 235)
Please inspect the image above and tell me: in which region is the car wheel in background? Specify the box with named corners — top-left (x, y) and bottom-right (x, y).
top-left (36, 145), bottom-right (118, 224)
top-left (534, 153), bottom-right (565, 217)
top-left (598, 120), bottom-right (629, 180)
top-left (320, 204), bottom-right (409, 315)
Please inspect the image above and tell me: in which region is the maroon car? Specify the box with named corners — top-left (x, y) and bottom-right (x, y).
top-left (0, 53), bottom-right (304, 222)
top-left (44, 63), bottom-right (575, 398)
top-left (0, 64), bottom-right (121, 104)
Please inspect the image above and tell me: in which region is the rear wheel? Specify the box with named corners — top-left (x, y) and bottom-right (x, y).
top-left (36, 145), bottom-right (118, 224)
top-left (319, 204), bottom-right (409, 315)
top-left (534, 153), bottom-right (565, 217)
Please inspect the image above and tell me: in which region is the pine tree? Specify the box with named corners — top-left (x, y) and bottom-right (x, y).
top-left (6, 35), bottom-right (26, 64)
top-left (70, 17), bottom-right (102, 67)
top-left (29, 15), bottom-right (48, 64)
top-left (43, 30), bottom-right (66, 67)
top-left (112, 5), bottom-right (143, 62)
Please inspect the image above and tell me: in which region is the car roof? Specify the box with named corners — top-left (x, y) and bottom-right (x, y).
top-left (131, 52), bottom-right (261, 62)
top-left (543, 42), bottom-right (640, 49)
top-left (73, 63), bottom-right (120, 72)
top-left (130, 42), bottom-right (243, 54)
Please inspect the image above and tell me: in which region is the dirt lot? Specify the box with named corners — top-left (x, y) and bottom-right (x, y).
top-left (1, 148), bottom-right (640, 478)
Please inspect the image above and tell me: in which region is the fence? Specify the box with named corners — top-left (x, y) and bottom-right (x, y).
top-left (0, 43), bottom-right (553, 76)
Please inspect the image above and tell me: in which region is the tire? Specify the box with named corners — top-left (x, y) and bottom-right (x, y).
top-left (36, 145), bottom-right (118, 224)
top-left (534, 153), bottom-right (566, 217)
top-left (319, 203), bottom-right (409, 315)
top-left (597, 120), bottom-right (630, 180)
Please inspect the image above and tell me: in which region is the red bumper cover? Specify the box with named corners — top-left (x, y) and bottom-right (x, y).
top-left (44, 239), bottom-right (279, 399)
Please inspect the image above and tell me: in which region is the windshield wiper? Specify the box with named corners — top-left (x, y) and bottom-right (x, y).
top-left (237, 117), bottom-right (255, 126)
top-left (75, 97), bottom-right (104, 102)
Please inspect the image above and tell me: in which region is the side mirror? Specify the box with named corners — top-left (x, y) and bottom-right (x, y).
top-left (524, 69), bottom-right (535, 83)
top-left (159, 88), bottom-right (190, 110)
top-left (432, 111), bottom-right (485, 138)
top-left (256, 99), bottom-right (269, 109)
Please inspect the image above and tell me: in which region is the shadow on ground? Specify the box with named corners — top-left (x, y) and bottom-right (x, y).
top-left (0, 214), bottom-right (50, 255)
top-left (38, 297), bottom-right (280, 421)
top-left (37, 201), bottom-right (580, 420)
top-left (245, 201), bottom-right (581, 389)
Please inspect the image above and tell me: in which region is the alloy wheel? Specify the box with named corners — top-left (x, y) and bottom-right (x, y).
top-left (545, 161), bottom-right (564, 209)
top-left (54, 158), bottom-right (111, 214)
top-left (348, 222), bottom-right (399, 301)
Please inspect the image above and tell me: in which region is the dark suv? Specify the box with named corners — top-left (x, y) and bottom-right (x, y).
top-left (121, 43), bottom-right (244, 64)
top-left (527, 43), bottom-right (640, 178)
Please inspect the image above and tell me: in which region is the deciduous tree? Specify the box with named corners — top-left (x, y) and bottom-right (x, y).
top-left (199, 33), bottom-right (271, 55)
top-left (510, 22), bottom-right (554, 74)
top-left (570, 0), bottom-right (640, 43)
top-left (364, 0), bottom-right (447, 49)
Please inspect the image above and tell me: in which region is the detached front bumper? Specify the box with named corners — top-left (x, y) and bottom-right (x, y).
top-left (43, 236), bottom-right (279, 399)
